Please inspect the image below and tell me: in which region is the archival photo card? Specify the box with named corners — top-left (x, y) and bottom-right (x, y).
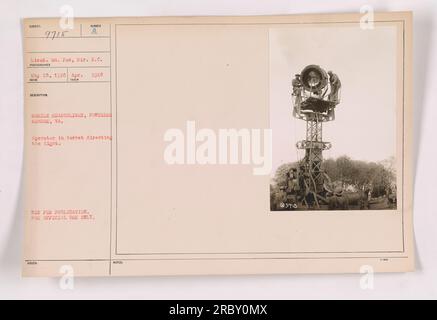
top-left (22, 13), bottom-right (413, 276)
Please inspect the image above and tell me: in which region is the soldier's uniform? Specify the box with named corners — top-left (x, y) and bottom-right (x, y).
top-left (292, 76), bottom-right (303, 115)
top-left (328, 72), bottom-right (341, 103)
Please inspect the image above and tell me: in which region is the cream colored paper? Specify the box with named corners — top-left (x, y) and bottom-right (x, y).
top-left (23, 12), bottom-right (414, 277)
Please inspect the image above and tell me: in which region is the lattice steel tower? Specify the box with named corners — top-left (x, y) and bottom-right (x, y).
top-left (291, 65), bottom-right (341, 206)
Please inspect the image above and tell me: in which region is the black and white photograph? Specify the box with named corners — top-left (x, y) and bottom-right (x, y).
top-left (269, 25), bottom-right (399, 211)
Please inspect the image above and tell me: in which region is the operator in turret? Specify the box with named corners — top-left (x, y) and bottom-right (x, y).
top-left (292, 74), bottom-right (303, 115)
top-left (328, 71), bottom-right (341, 103)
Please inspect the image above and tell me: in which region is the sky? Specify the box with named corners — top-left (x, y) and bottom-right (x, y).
top-left (269, 24), bottom-right (398, 173)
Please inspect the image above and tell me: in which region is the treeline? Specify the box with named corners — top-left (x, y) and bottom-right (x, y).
top-left (272, 156), bottom-right (396, 197)
top-left (322, 156), bottom-right (396, 196)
